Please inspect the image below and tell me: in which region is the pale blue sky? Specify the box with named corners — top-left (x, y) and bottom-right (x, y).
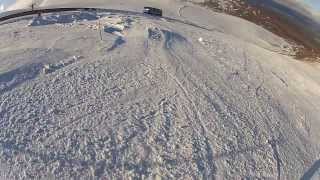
top-left (304, 0), bottom-right (320, 10)
top-left (0, 0), bottom-right (14, 9)
top-left (0, 0), bottom-right (12, 6)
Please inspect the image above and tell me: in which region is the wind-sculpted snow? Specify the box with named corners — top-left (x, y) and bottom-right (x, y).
top-left (0, 48), bottom-right (70, 94)
top-left (107, 37), bottom-right (126, 52)
top-left (0, 10), bottom-right (320, 180)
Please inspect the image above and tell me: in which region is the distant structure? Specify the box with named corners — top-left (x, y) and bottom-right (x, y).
top-left (31, 0), bottom-right (36, 11)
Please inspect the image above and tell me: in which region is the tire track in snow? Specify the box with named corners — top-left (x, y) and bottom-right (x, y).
top-left (162, 29), bottom-right (209, 138)
top-left (268, 138), bottom-right (283, 180)
top-left (178, 5), bottom-right (187, 17)
top-left (161, 29), bottom-right (216, 179)
top-left (144, 26), bottom-right (216, 178)
top-left (161, 57), bottom-right (216, 179)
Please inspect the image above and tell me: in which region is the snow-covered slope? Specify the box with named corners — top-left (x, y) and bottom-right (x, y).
top-left (1, 1), bottom-right (320, 180)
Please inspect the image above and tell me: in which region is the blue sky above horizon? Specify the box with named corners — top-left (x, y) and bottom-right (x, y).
top-left (305, 0), bottom-right (320, 10)
top-left (0, 0), bottom-right (14, 9)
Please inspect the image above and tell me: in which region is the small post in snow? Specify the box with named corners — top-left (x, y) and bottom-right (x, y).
top-left (98, 17), bottom-right (103, 41)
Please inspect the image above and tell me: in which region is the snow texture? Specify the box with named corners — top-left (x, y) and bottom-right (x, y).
top-left (0, 1), bottom-right (320, 179)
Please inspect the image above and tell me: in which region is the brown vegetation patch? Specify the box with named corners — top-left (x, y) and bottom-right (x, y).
top-left (201, 0), bottom-right (320, 61)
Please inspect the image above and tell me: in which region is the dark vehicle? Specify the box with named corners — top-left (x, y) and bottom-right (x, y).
top-left (143, 7), bottom-right (162, 17)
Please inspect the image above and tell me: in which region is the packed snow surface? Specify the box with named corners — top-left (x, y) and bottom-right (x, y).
top-left (1, 2), bottom-right (320, 179)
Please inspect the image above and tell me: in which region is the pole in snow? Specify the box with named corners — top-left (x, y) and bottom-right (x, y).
top-left (98, 18), bottom-right (103, 41)
top-left (31, 0), bottom-right (35, 11)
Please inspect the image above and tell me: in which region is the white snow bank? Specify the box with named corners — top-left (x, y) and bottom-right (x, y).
top-left (28, 11), bottom-right (99, 26)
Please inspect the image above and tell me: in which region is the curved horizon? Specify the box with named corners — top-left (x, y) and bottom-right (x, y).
top-left (0, 0), bottom-right (319, 24)
top-left (0, 0), bottom-right (319, 9)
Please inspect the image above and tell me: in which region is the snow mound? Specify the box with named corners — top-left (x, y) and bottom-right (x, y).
top-left (147, 27), bottom-right (162, 41)
top-left (28, 11), bottom-right (99, 26)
